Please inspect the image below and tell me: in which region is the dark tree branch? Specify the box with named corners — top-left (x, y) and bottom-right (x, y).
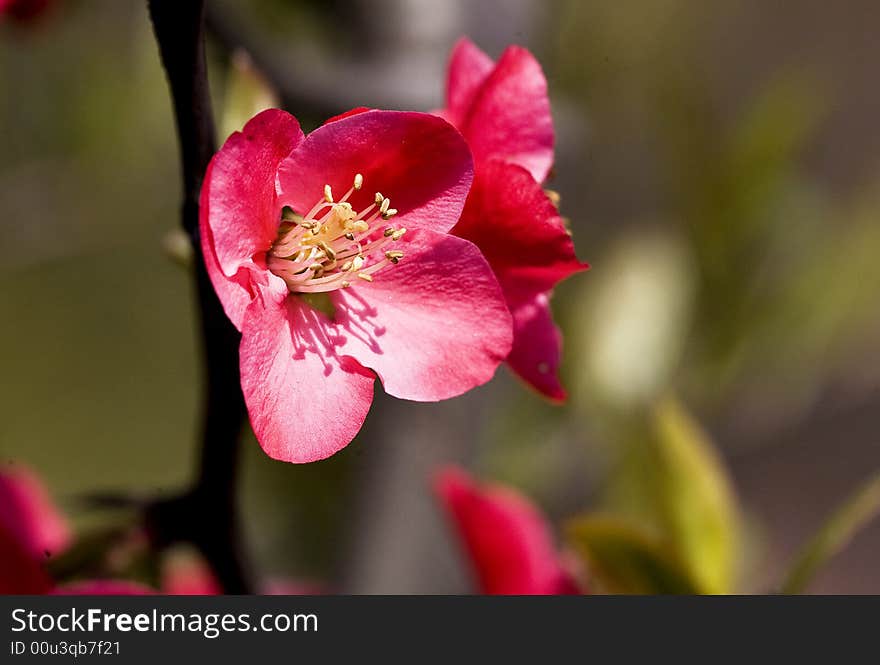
top-left (146, 0), bottom-right (253, 594)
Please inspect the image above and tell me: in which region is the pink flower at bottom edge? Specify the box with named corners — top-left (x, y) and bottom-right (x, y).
top-left (0, 465), bottom-right (71, 561)
top-left (201, 108), bottom-right (513, 463)
top-left (434, 466), bottom-right (581, 595)
top-left (0, 465), bottom-right (152, 595)
top-left (0, 465), bottom-right (317, 595)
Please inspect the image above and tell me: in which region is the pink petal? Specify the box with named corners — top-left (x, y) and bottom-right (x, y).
top-left (161, 555), bottom-right (222, 595)
top-left (454, 160), bottom-right (587, 302)
top-left (456, 46), bottom-right (554, 182)
top-left (434, 466), bottom-right (579, 595)
top-left (507, 293), bottom-right (567, 402)
top-left (0, 523), bottom-right (53, 594)
top-left (277, 110), bottom-right (473, 235)
top-left (444, 37), bottom-right (495, 128)
top-left (329, 229), bottom-right (513, 401)
top-left (199, 159), bottom-right (255, 330)
top-left (322, 106), bottom-right (370, 125)
top-left (202, 109), bottom-right (304, 279)
top-left (239, 293), bottom-right (376, 463)
top-left (53, 580), bottom-right (155, 595)
top-left (0, 466), bottom-right (70, 560)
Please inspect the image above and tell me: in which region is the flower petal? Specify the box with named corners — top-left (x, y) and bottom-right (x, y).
top-left (507, 292), bottom-right (567, 402)
top-left (444, 37), bottom-right (495, 128)
top-left (434, 466), bottom-right (579, 595)
top-left (0, 466), bottom-right (70, 561)
top-left (0, 523), bottom-right (53, 594)
top-left (200, 161), bottom-right (255, 331)
top-left (457, 46), bottom-right (554, 182)
top-left (455, 161), bottom-right (588, 301)
top-left (277, 110), bottom-right (473, 235)
top-left (322, 106), bottom-right (370, 125)
top-left (161, 553), bottom-right (222, 595)
top-left (202, 108), bottom-right (304, 278)
top-left (329, 229), bottom-right (513, 401)
top-left (239, 294), bottom-right (375, 463)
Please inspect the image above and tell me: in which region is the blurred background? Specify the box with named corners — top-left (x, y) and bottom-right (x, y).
top-left (1, 0), bottom-right (878, 593)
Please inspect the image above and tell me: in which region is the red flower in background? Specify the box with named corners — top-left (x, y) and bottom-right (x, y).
top-left (439, 38), bottom-right (589, 401)
top-left (201, 108), bottom-right (513, 463)
top-left (0, 0), bottom-right (53, 23)
top-left (434, 466), bottom-right (582, 595)
top-left (0, 466), bottom-right (153, 595)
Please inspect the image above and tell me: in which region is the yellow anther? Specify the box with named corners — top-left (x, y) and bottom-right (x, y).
top-left (383, 228), bottom-right (394, 237)
top-left (391, 228), bottom-right (407, 240)
top-left (354, 173), bottom-right (364, 190)
top-left (341, 261), bottom-right (353, 272)
top-left (379, 197), bottom-right (390, 214)
top-left (357, 273), bottom-right (373, 282)
top-left (318, 241), bottom-right (336, 261)
top-left (352, 256), bottom-right (365, 271)
top-left (323, 184), bottom-right (333, 203)
top-left (382, 208), bottom-right (398, 219)
top-left (374, 192), bottom-right (384, 204)
top-left (352, 220), bottom-right (369, 233)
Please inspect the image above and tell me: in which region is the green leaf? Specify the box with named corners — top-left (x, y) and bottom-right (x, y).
top-left (649, 397), bottom-right (741, 594)
top-left (780, 470), bottom-right (880, 594)
top-left (566, 515), bottom-right (700, 594)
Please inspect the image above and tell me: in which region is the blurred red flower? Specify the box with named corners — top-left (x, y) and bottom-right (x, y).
top-left (439, 39), bottom-right (589, 401)
top-left (0, 465), bottom-right (153, 595)
top-left (0, 0), bottom-right (53, 23)
top-left (434, 466), bottom-right (582, 595)
top-left (201, 108), bottom-right (513, 463)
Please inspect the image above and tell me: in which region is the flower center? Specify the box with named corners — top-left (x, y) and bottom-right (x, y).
top-left (267, 174), bottom-right (406, 294)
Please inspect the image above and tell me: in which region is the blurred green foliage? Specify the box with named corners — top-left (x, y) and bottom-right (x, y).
top-left (567, 515), bottom-right (700, 594)
top-left (781, 470), bottom-right (880, 594)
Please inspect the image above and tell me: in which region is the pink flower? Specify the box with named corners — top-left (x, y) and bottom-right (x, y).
top-left (0, 465), bottom-right (70, 561)
top-left (439, 38), bottom-right (588, 401)
top-left (0, 465), bottom-right (317, 594)
top-left (434, 466), bottom-right (581, 595)
top-left (0, 465), bottom-right (153, 595)
top-left (201, 108), bottom-right (513, 462)
top-left (160, 552), bottom-right (223, 595)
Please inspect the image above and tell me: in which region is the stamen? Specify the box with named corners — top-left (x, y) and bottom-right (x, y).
top-left (268, 174), bottom-right (407, 295)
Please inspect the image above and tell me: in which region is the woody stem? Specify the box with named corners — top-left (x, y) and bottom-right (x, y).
top-left (146, 0), bottom-right (253, 593)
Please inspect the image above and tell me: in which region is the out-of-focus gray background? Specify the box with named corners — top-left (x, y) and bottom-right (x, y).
top-left (1, 0), bottom-right (878, 593)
